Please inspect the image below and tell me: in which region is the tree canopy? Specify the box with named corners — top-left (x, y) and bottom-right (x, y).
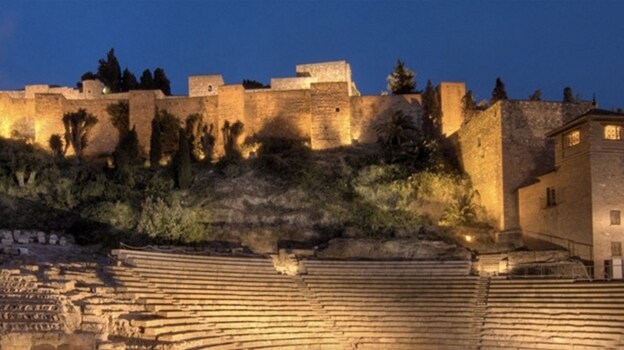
top-left (563, 86), bottom-right (575, 103)
top-left (387, 59), bottom-right (417, 95)
top-left (79, 48), bottom-right (172, 95)
top-left (242, 79), bottom-right (270, 90)
top-left (96, 48), bottom-right (122, 93)
top-left (421, 80), bottom-right (442, 139)
top-left (491, 77), bottom-right (508, 104)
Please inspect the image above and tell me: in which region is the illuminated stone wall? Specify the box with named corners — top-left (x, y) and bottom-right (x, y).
top-left (350, 94), bottom-right (422, 144)
top-left (459, 100), bottom-right (592, 231)
top-left (456, 102), bottom-right (505, 228)
top-left (244, 89), bottom-right (311, 139)
top-left (0, 61), bottom-right (469, 158)
top-left (188, 75), bottom-right (224, 97)
top-left (438, 82), bottom-right (466, 136)
top-left (589, 120), bottom-right (624, 275)
top-left (310, 82), bottom-right (351, 150)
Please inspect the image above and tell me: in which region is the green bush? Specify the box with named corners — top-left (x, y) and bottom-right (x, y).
top-left (81, 201), bottom-right (137, 231)
top-left (137, 196), bottom-right (206, 243)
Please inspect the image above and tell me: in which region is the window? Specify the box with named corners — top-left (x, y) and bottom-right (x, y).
top-left (604, 125), bottom-right (622, 140)
top-left (612, 242), bottom-right (622, 257)
top-left (207, 85), bottom-right (213, 92)
top-left (611, 210), bottom-right (621, 225)
top-left (565, 130), bottom-right (580, 147)
top-left (335, 107), bottom-right (340, 112)
top-left (546, 187), bottom-right (556, 206)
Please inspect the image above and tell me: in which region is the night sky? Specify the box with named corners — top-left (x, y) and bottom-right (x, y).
top-left (1, 1), bottom-right (623, 109)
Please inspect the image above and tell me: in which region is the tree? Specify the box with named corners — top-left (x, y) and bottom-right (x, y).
top-left (97, 48), bottom-right (122, 93)
top-left (387, 59), bottom-right (416, 95)
top-left (462, 90), bottom-right (477, 112)
top-left (174, 128), bottom-right (193, 189)
top-left (149, 109), bottom-right (180, 167)
top-left (186, 114), bottom-right (206, 161)
top-left (149, 114), bottom-right (163, 168)
top-left (221, 120), bottom-right (244, 160)
top-left (491, 77), bottom-right (508, 104)
top-left (374, 110), bottom-right (428, 165)
top-left (62, 109), bottom-right (98, 162)
top-left (106, 101), bottom-right (130, 139)
top-left (81, 71), bottom-right (97, 81)
top-left (242, 79), bottom-right (269, 89)
top-left (421, 80), bottom-right (442, 139)
top-left (113, 127), bottom-right (140, 184)
top-left (139, 69), bottom-right (155, 90)
top-left (529, 89), bottom-right (542, 101)
top-left (49, 134), bottom-right (65, 159)
top-left (121, 68), bottom-right (138, 92)
top-left (153, 68), bottom-right (171, 95)
top-left (563, 86), bottom-right (575, 103)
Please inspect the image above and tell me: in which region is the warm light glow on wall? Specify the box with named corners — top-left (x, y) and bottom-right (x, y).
top-left (464, 234), bottom-right (473, 243)
top-left (0, 120), bottom-right (8, 138)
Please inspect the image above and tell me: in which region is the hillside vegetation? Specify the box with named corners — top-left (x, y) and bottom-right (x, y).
top-left (0, 134), bottom-right (490, 253)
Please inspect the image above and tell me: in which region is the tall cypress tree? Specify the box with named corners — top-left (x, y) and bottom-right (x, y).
top-left (97, 48), bottom-right (122, 93)
top-left (175, 128), bottom-right (192, 189)
top-left (121, 68), bottom-right (139, 92)
top-left (421, 80), bottom-right (442, 139)
top-left (563, 87), bottom-right (575, 103)
top-left (139, 69), bottom-right (155, 90)
top-left (150, 113), bottom-right (163, 168)
top-left (491, 77), bottom-right (508, 104)
top-left (153, 68), bottom-right (171, 95)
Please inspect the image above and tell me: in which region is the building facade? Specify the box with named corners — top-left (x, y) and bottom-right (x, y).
top-left (518, 109), bottom-right (624, 278)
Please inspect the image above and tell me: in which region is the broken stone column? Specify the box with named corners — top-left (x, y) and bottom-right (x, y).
top-left (48, 233), bottom-right (58, 245)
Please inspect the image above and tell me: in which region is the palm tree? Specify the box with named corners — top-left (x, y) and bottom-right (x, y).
top-left (375, 110), bottom-right (419, 147)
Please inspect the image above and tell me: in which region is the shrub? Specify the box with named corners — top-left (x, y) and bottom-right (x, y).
top-left (137, 196), bottom-right (205, 243)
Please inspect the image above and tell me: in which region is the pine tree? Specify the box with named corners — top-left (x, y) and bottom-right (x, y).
top-left (387, 59), bottom-right (416, 95)
top-left (491, 77), bottom-right (508, 104)
top-left (174, 128), bottom-right (193, 189)
top-left (139, 69), bottom-right (155, 90)
top-left (563, 87), bottom-right (575, 103)
top-left (153, 68), bottom-right (171, 95)
top-left (97, 48), bottom-right (122, 93)
top-left (421, 80), bottom-right (442, 139)
top-left (462, 90), bottom-right (477, 112)
top-left (121, 68), bottom-right (138, 92)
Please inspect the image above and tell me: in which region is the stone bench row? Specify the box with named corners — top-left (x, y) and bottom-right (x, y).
top-left (123, 258), bottom-right (279, 275)
top-left (113, 249), bottom-right (272, 267)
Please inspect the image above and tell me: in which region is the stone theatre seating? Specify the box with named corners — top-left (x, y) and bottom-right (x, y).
top-left (0, 269), bottom-right (64, 333)
top-left (299, 259), bottom-right (480, 350)
top-left (110, 249), bottom-right (346, 349)
top-left (481, 278), bottom-right (624, 349)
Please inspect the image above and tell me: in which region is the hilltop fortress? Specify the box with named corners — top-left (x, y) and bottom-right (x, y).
top-left (0, 61), bottom-right (455, 156)
top-left (1, 60), bottom-right (623, 277)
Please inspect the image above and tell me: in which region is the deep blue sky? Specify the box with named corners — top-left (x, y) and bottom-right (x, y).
top-left (1, 1), bottom-right (623, 108)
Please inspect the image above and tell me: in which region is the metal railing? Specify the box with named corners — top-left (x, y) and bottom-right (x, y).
top-left (523, 230), bottom-right (593, 261)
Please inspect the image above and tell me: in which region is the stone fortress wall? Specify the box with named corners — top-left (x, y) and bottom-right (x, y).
top-left (0, 60), bottom-right (427, 157)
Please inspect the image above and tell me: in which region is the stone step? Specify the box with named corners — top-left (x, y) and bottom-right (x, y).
top-left (112, 249), bottom-right (270, 266)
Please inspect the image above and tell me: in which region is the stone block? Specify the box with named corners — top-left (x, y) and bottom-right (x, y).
top-left (12, 230), bottom-right (21, 241)
top-left (37, 231), bottom-right (46, 244)
top-left (59, 236), bottom-right (67, 246)
top-left (49, 233), bottom-right (58, 245)
top-left (0, 229), bottom-right (12, 240)
top-left (1, 238), bottom-right (13, 245)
